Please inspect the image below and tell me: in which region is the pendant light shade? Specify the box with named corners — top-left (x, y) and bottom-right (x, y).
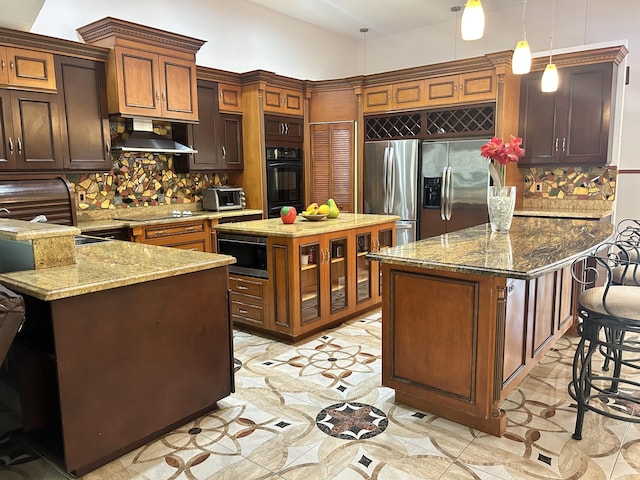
top-left (512, 0), bottom-right (531, 74)
top-left (541, 63), bottom-right (559, 92)
top-left (541, 0), bottom-right (558, 92)
top-left (512, 40), bottom-right (532, 74)
top-left (461, 0), bottom-right (484, 41)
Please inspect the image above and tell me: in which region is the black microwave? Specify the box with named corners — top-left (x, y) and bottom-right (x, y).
top-left (266, 146), bottom-right (301, 161)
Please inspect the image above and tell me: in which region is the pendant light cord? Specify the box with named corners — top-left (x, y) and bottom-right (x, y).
top-left (549, 0), bottom-right (556, 63)
top-left (521, 0), bottom-right (527, 40)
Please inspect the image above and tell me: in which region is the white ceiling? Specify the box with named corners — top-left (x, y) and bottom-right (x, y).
top-left (242, 0), bottom-right (537, 38)
top-left (2, 0), bottom-right (538, 39)
top-left (0, 0), bottom-right (46, 31)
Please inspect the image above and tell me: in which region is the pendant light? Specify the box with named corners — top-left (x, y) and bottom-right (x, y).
top-left (461, 0), bottom-right (484, 41)
top-left (511, 0), bottom-right (531, 74)
top-left (541, 0), bottom-right (559, 92)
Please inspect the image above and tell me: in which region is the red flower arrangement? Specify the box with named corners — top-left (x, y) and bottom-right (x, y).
top-left (481, 136), bottom-right (525, 189)
top-left (481, 136), bottom-right (525, 165)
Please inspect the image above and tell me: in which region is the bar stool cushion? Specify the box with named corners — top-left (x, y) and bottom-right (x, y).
top-left (579, 285), bottom-right (640, 321)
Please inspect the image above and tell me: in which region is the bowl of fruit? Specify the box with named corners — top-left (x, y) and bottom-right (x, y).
top-left (301, 203), bottom-right (328, 221)
top-left (301, 199), bottom-right (340, 221)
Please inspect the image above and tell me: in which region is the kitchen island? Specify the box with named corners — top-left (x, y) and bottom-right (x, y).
top-left (0, 236), bottom-right (236, 475)
top-left (214, 213), bottom-right (399, 341)
top-left (366, 217), bottom-right (613, 436)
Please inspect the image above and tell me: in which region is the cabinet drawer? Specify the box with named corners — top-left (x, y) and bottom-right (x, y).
top-left (230, 298), bottom-right (265, 324)
top-left (143, 221), bottom-right (206, 240)
top-left (229, 276), bottom-right (264, 299)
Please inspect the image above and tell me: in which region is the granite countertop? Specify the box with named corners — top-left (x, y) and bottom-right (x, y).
top-left (514, 209), bottom-right (613, 220)
top-left (366, 217), bottom-right (613, 280)
top-left (0, 218), bottom-right (80, 241)
top-left (77, 209), bottom-right (264, 232)
top-left (0, 240), bottom-right (235, 301)
top-left (213, 213), bottom-right (400, 238)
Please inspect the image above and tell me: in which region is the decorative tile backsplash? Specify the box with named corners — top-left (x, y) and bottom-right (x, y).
top-left (522, 165), bottom-right (616, 201)
top-left (66, 120), bottom-right (228, 211)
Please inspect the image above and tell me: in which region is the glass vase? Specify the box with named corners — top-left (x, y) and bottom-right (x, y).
top-left (487, 186), bottom-right (516, 232)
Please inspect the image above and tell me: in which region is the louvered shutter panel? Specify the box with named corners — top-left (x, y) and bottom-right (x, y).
top-left (331, 124), bottom-right (353, 211)
top-left (311, 124), bottom-right (330, 202)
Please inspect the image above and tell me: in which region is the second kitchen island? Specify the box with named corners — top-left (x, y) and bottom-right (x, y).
top-left (214, 213), bottom-right (399, 341)
top-left (366, 217), bottom-right (613, 436)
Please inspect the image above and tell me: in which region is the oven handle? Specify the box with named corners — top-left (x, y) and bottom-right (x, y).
top-left (267, 162), bottom-right (302, 168)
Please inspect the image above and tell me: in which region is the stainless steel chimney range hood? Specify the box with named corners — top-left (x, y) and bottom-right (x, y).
top-left (112, 117), bottom-right (197, 155)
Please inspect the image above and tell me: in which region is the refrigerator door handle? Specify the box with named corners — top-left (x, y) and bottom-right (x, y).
top-left (440, 166), bottom-right (448, 221)
top-left (445, 166), bottom-right (453, 221)
top-left (383, 145), bottom-right (389, 214)
top-left (388, 146), bottom-right (396, 214)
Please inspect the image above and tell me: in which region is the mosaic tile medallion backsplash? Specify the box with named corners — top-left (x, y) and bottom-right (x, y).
top-left (65, 153), bottom-right (228, 211)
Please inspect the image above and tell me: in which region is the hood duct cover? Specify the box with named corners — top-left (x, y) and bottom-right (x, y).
top-left (112, 118), bottom-right (197, 155)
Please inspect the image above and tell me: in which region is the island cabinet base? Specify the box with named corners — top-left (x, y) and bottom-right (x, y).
top-left (15, 267), bottom-right (233, 476)
top-left (381, 263), bottom-right (574, 436)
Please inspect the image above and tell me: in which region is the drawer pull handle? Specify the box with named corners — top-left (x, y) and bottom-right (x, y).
top-left (238, 309), bottom-right (248, 314)
top-left (236, 285), bottom-right (248, 290)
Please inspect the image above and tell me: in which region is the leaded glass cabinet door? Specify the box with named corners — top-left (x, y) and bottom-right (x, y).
top-left (300, 242), bottom-right (321, 324)
top-left (356, 232), bottom-right (372, 304)
top-left (329, 236), bottom-right (348, 314)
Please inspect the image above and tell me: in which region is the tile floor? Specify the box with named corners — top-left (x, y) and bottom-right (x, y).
top-left (1, 308), bottom-right (639, 479)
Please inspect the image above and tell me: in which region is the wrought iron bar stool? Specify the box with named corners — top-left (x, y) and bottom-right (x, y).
top-left (568, 240), bottom-right (640, 440)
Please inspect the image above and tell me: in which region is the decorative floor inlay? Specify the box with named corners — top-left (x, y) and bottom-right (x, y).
top-left (1, 308), bottom-right (639, 479)
top-left (316, 402), bottom-right (388, 440)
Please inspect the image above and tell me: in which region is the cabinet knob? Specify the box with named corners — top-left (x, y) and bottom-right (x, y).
top-left (222, 146), bottom-right (227, 159)
top-left (162, 91), bottom-right (166, 102)
top-left (554, 138), bottom-right (559, 152)
top-left (10, 60), bottom-right (15, 70)
top-left (8, 136), bottom-right (13, 155)
top-left (1, 59), bottom-right (5, 71)
top-left (17, 137), bottom-right (22, 155)
top-left (156, 91), bottom-right (161, 101)
top-left (562, 138), bottom-right (566, 152)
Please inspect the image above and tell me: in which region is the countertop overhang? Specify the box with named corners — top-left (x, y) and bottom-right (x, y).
top-left (0, 240), bottom-right (235, 301)
top-left (212, 213), bottom-right (401, 238)
top-left (77, 209), bottom-right (264, 232)
top-left (366, 217), bottom-right (613, 280)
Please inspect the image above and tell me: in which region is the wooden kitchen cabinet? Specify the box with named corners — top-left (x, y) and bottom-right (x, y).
top-left (77, 17), bottom-right (204, 123)
top-left (518, 62), bottom-right (614, 166)
top-left (0, 46), bottom-right (56, 91)
top-left (264, 114), bottom-right (303, 143)
top-left (177, 80), bottom-right (243, 172)
top-left (266, 219), bottom-right (396, 341)
top-left (129, 219), bottom-right (212, 252)
top-left (55, 56), bottom-right (111, 171)
top-left (109, 46), bottom-right (198, 121)
top-left (0, 89), bottom-right (64, 170)
top-left (229, 275), bottom-right (270, 328)
top-left (218, 82), bottom-right (242, 113)
top-left (309, 122), bottom-right (353, 212)
top-left (354, 224), bottom-right (395, 308)
top-left (263, 85), bottom-right (303, 116)
top-left (362, 80), bottom-right (425, 113)
top-left (425, 70), bottom-right (495, 106)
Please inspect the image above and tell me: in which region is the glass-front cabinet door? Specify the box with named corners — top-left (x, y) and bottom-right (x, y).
top-left (376, 227), bottom-right (394, 298)
top-left (299, 242), bottom-right (321, 324)
top-left (355, 232), bottom-right (372, 304)
top-left (329, 236), bottom-right (348, 314)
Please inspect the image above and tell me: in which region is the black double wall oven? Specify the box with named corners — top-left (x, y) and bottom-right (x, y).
top-left (265, 146), bottom-right (304, 218)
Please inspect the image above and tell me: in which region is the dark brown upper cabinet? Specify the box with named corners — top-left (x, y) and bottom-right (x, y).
top-left (175, 80), bottom-right (243, 172)
top-left (56, 56), bottom-right (112, 171)
top-left (0, 89), bottom-right (64, 170)
top-left (518, 62), bottom-right (614, 166)
top-left (264, 114), bottom-right (303, 144)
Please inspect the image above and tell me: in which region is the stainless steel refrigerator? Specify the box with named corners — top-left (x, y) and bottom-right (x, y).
top-left (363, 140), bottom-right (419, 245)
top-left (420, 139), bottom-right (490, 239)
